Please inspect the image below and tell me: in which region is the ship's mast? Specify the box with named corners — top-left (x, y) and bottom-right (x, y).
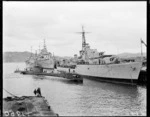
top-left (77, 26), bottom-right (90, 51)
top-left (31, 46), bottom-right (33, 56)
top-left (81, 26), bottom-right (86, 51)
top-left (43, 39), bottom-right (46, 49)
top-left (39, 44), bottom-right (41, 54)
top-left (77, 26), bottom-right (90, 62)
top-left (43, 38), bottom-right (48, 53)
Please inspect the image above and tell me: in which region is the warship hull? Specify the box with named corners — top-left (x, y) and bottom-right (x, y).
top-left (26, 62), bottom-right (36, 68)
top-left (75, 62), bottom-right (142, 83)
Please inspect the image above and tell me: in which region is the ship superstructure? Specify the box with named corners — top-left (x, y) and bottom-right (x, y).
top-left (35, 39), bottom-right (55, 69)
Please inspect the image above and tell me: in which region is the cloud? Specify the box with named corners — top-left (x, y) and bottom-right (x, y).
top-left (3, 1), bottom-right (146, 56)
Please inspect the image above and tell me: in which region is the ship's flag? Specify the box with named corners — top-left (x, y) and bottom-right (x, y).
top-left (140, 39), bottom-right (147, 47)
top-left (141, 39), bottom-right (144, 44)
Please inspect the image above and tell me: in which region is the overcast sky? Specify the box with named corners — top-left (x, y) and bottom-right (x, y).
top-left (3, 1), bottom-right (146, 56)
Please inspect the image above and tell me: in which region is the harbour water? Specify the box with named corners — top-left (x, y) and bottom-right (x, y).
top-left (3, 63), bottom-right (146, 116)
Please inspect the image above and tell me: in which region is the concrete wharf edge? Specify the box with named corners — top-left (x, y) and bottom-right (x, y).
top-left (3, 96), bottom-right (59, 116)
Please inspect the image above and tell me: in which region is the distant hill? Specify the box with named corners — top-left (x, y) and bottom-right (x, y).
top-left (3, 51), bottom-right (32, 63)
top-left (3, 51), bottom-right (146, 63)
top-left (3, 51), bottom-right (73, 63)
top-left (117, 52), bottom-right (146, 58)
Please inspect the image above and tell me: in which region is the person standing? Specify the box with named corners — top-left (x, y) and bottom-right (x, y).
top-left (33, 89), bottom-right (37, 96)
top-left (37, 88), bottom-right (42, 97)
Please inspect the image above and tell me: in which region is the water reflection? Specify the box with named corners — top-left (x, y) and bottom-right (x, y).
top-left (32, 75), bottom-right (47, 80)
top-left (32, 75), bottom-right (83, 85)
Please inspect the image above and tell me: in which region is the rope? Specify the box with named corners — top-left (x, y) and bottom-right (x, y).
top-left (3, 88), bottom-right (18, 97)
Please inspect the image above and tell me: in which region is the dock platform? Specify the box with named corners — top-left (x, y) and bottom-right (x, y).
top-left (3, 96), bottom-right (58, 116)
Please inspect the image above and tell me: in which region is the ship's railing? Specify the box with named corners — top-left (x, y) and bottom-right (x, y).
top-left (77, 58), bottom-right (121, 65)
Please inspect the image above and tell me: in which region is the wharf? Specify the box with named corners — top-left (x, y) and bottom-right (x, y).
top-left (20, 71), bottom-right (83, 83)
top-left (3, 96), bottom-right (58, 116)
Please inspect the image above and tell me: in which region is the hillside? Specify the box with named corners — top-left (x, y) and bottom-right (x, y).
top-left (117, 52), bottom-right (146, 58)
top-left (3, 51), bottom-right (73, 63)
top-left (3, 51), bottom-right (32, 63)
top-left (3, 51), bottom-right (146, 63)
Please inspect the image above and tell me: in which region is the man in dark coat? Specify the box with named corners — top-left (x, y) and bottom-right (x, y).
top-left (34, 89), bottom-right (37, 96)
top-left (37, 88), bottom-right (42, 97)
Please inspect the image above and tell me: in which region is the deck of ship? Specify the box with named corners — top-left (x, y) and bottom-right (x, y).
top-left (20, 71), bottom-right (83, 83)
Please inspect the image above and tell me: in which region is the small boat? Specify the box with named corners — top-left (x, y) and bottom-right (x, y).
top-left (14, 68), bottom-right (21, 73)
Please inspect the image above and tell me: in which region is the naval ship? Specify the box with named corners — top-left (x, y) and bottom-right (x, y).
top-left (74, 27), bottom-right (142, 84)
top-left (25, 40), bottom-right (55, 72)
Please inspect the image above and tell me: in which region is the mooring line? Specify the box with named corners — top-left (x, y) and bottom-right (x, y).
top-left (3, 88), bottom-right (18, 97)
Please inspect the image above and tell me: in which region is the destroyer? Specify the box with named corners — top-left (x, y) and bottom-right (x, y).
top-left (74, 26), bottom-right (142, 84)
top-left (25, 39), bottom-right (55, 73)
